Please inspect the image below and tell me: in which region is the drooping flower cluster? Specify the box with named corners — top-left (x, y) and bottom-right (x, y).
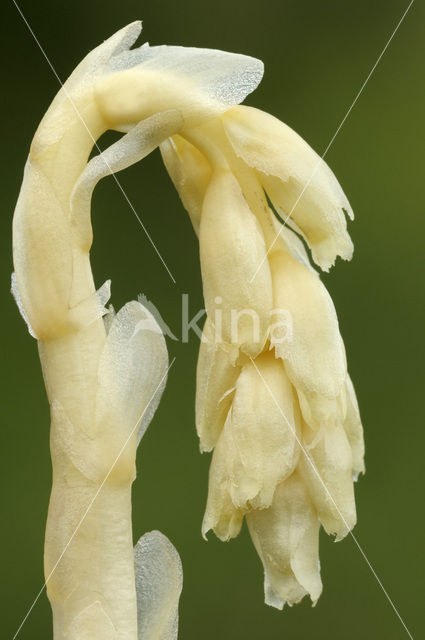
top-left (162, 106), bottom-right (365, 608)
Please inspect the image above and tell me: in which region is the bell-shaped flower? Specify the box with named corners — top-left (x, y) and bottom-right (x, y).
top-left (203, 353), bottom-right (300, 538)
top-left (246, 472), bottom-right (322, 609)
top-left (221, 105), bottom-right (353, 271)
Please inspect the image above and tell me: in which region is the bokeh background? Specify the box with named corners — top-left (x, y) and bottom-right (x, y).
top-left (1, 0), bottom-right (423, 638)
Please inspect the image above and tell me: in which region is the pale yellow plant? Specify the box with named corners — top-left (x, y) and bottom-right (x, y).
top-left (13, 18), bottom-right (364, 635)
top-left (12, 22), bottom-right (264, 639)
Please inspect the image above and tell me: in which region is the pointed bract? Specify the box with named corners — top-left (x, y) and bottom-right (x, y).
top-left (95, 300), bottom-right (168, 449)
top-left (134, 531), bottom-right (183, 640)
top-left (96, 45), bottom-right (264, 131)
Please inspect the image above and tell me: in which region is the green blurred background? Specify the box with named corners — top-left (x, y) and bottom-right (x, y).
top-left (1, 0), bottom-right (423, 638)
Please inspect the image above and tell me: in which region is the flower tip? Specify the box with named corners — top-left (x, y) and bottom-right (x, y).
top-left (202, 510), bottom-right (242, 542)
top-left (322, 508), bottom-right (356, 542)
top-left (264, 589), bottom-right (285, 611)
top-left (311, 233), bottom-right (354, 271)
top-left (106, 20), bottom-right (143, 58)
top-left (310, 592), bottom-right (322, 608)
top-left (353, 466), bottom-right (365, 482)
top-left (201, 526), bottom-right (209, 542)
top-left (333, 533), bottom-right (346, 543)
top-left (122, 19), bottom-right (143, 41)
top-left (126, 19), bottom-right (142, 32)
top-left (199, 441), bottom-right (213, 454)
top-left (332, 520), bottom-right (354, 542)
top-left (343, 205), bottom-right (355, 222)
top-left (264, 578), bottom-right (314, 610)
top-left (201, 521), bottom-right (224, 542)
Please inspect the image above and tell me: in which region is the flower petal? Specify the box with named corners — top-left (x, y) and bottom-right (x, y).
top-left (160, 135), bottom-right (212, 235)
top-left (200, 169), bottom-right (273, 357)
top-left (270, 212), bottom-right (317, 274)
top-left (246, 472), bottom-right (322, 609)
top-left (222, 105), bottom-right (353, 270)
top-left (270, 249), bottom-right (347, 399)
top-left (344, 375), bottom-right (365, 478)
top-left (297, 387), bottom-right (346, 433)
top-left (202, 419), bottom-right (245, 541)
top-left (226, 352), bottom-right (300, 510)
top-left (298, 422), bottom-right (356, 539)
top-left (196, 318), bottom-right (240, 452)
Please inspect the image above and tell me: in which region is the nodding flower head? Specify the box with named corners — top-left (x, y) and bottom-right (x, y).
top-left (161, 91), bottom-right (364, 608)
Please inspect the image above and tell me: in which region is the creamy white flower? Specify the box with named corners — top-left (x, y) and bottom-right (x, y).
top-left (203, 352), bottom-right (300, 520)
top-left (247, 472), bottom-right (322, 609)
